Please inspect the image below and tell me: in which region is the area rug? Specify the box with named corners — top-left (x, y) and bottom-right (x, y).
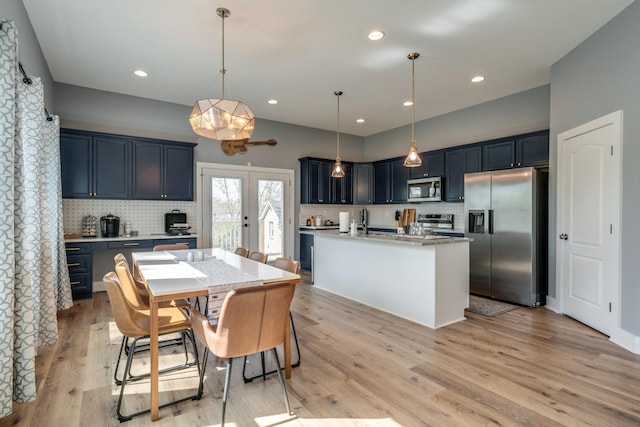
top-left (466, 295), bottom-right (519, 317)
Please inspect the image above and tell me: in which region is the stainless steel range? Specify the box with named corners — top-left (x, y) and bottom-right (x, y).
top-left (417, 213), bottom-right (454, 231)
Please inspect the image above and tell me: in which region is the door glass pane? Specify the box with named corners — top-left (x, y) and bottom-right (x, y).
top-left (257, 179), bottom-right (283, 261)
top-left (210, 177), bottom-right (242, 251)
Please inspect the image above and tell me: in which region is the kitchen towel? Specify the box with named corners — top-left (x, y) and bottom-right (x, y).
top-left (339, 212), bottom-right (350, 232)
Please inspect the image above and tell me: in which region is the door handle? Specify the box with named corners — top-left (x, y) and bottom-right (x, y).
top-left (488, 210), bottom-right (494, 234)
top-left (559, 233), bottom-right (568, 240)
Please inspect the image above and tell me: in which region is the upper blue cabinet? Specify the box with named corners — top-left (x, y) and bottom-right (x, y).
top-left (60, 130), bottom-right (130, 199)
top-left (61, 129), bottom-right (196, 201)
top-left (483, 130), bottom-right (549, 171)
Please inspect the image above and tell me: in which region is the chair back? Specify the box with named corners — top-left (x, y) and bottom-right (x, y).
top-left (248, 250), bottom-right (268, 263)
top-left (115, 260), bottom-right (147, 309)
top-left (153, 243), bottom-right (189, 251)
top-left (104, 271), bottom-right (149, 338)
top-left (234, 247), bottom-right (249, 257)
top-left (190, 282), bottom-right (294, 359)
top-left (273, 257), bottom-right (300, 274)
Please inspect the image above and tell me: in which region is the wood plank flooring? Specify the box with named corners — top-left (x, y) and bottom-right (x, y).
top-left (2, 271), bottom-right (639, 426)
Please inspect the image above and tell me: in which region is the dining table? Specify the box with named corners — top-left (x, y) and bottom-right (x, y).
top-left (132, 248), bottom-right (301, 421)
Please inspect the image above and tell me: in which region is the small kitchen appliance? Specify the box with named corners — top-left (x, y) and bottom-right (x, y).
top-left (407, 176), bottom-right (443, 202)
top-left (100, 214), bottom-right (120, 237)
top-left (165, 210), bottom-right (191, 235)
top-left (417, 213), bottom-right (454, 232)
top-left (82, 214), bottom-right (97, 237)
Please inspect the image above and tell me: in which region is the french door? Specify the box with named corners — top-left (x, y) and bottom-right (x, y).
top-left (197, 163), bottom-right (294, 261)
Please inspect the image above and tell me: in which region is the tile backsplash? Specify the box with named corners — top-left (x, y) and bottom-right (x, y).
top-left (63, 199), bottom-right (197, 235)
top-left (300, 202), bottom-right (465, 231)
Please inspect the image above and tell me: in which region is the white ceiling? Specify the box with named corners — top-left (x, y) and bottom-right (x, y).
top-left (23, 0), bottom-right (634, 137)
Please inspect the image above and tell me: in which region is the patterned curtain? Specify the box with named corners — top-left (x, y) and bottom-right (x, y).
top-left (0, 20), bottom-right (73, 417)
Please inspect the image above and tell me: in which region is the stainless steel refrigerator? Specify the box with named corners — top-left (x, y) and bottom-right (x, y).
top-left (464, 167), bottom-right (547, 307)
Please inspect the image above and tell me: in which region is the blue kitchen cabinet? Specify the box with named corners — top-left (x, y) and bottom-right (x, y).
top-left (445, 145), bottom-right (482, 202)
top-left (132, 140), bottom-right (194, 201)
top-left (353, 163), bottom-right (373, 204)
top-left (300, 233), bottom-right (314, 271)
top-left (330, 162), bottom-right (353, 204)
top-left (300, 158), bottom-right (331, 204)
top-left (60, 129), bottom-right (129, 199)
top-left (374, 157), bottom-right (408, 204)
top-left (410, 150), bottom-right (445, 179)
top-left (483, 130), bottom-right (549, 171)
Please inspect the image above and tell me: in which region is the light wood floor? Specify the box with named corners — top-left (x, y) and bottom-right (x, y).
top-left (2, 272), bottom-right (640, 427)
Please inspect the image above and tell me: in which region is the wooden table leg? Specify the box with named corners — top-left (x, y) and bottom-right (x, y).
top-left (150, 299), bottom-right (159, 420)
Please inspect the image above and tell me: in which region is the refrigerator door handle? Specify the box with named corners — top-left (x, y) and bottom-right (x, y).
top-left (488, 209), bottom-right (494, 234)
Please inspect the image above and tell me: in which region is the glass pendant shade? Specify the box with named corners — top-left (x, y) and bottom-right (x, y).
top-left (404, 52), bottom-right (422, 168)
top-left (189, 98), bottom-right (255, 140)
top-left (331, 158), bottom-right (345, 178)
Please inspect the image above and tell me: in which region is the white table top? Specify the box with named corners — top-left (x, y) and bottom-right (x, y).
top-left (132, 248), bottom-right (300, 297)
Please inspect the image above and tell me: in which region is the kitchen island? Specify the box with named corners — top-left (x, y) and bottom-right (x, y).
top-left (312, 231), bottom-right (470, 329)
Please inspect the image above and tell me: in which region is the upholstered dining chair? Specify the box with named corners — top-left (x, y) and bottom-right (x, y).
top-left (190, 283), bottom-right (295, 426)
top-left (243, 257), bottom-right (301, 382)
top-left (247, 250), bottom-right (268, 263)
top-left (103, 272), bottom-right (199, 422)
top-left (234, 247), bottom-right (249, 257)
top-left (153, 242), bottom-right (189, 251)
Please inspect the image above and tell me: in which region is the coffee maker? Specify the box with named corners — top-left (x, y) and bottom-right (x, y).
top-left (100, 214), bottom-right (120, 237)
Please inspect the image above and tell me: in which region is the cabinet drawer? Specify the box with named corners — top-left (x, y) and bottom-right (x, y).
top-left (108, 240), bottom-right (154, 249)
top-left (207, 290), bottom-right (230, 319)
top-left (67, 254), bottom-right (91, 273)
top-left (153, 238), bottom-right (197, 248)
top-left (69, 272), bottom-right (91, 294)
top-left (65, 242), bottom-right (92, 255)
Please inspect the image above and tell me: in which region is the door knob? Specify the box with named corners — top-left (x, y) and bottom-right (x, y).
top-left (559, 233), bottom-right (568, 240)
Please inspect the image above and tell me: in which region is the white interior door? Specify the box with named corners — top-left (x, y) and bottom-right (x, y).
top-left (556, 110), bottom-right (621, 336)
top-left (198, 163), bottom-right (294, 261)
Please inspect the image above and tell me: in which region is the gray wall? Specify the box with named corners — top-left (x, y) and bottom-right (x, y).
top-left (1, 0), bottom-right (54, 110)
top-left (364, 85), bottom-right (550, 161)
top-left (550, 1), bottom-right (640, 335)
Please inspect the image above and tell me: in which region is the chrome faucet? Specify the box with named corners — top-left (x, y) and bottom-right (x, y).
top-left (361, 208), bottom-right (368, 234)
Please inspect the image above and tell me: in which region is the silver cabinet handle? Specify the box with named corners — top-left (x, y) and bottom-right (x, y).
top-left (123, 242), bottom-right (139, 246)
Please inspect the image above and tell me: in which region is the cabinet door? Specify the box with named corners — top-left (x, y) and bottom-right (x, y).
top-left (331, 163), bottom-right (352, 204)
top-left (93, 136), bottom-right (129, 199)
top-left (61, 133), bottom-right (93, 198)
top-left (373, 162), bottom-right (390, 203)
top-left (445, 146), bottom-right (481, 202)
top-left (308, 160), bottom-right (330, 203)
top-left (300, 233), bottom-right (314, 271)
top-left (410, 151), bottom-right (445, 179)
top-left (132, 141), bottom-right (163, 199)
top-left (390, 159), bottom-right (409, 203)
top-left (516, 132), bottom-right (549, 167)
top-left (483, 139), bottom-right (515, 170)
top-left (353, 163), bottom-right (373, 204)
top-left (164, 144), bottom-right (194, 200)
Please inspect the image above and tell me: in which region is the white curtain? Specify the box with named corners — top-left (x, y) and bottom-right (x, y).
top-left (0, 20), bottom-right (73, 417)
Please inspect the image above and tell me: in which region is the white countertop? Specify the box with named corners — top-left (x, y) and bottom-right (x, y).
top-left (64, 234), bottom-right (197, 243)
top-left (310, 229), bottom-right (469, 246)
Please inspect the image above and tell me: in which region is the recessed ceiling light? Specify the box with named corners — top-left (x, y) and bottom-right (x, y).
top-left (368, 30), bottom-right (385, 41)
top-left (133, 69), bottom-right (148, 77)
top-left (403, 101), bottom-right (413, 106)
top-left (267, 99), bottom-right (278, 105)
top-left (471, 75), bottom-right (485, 83)
top-left (356, 119), bottom-right (365, 123)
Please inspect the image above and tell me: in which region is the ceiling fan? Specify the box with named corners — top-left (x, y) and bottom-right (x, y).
top-left (220, 139), bottom-right (277, 156)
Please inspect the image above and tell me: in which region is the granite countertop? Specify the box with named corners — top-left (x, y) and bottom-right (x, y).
top-left (64, 233), bottom-right (197, 243)
top-left (299, 225), bottom-right (340, 230)
top-left (310, 229), bottom-right (469, 246)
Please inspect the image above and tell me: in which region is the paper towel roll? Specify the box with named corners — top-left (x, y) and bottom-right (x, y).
top-left (339, 212), bottom-right (350, 233)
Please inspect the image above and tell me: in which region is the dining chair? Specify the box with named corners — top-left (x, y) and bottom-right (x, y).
top-left (234, 247), bottom-right (249, 257)
top-left (103, 272), bottom-right (200, 422)
top-left (248, 250), bottom-right (268, 263)
top-left (243, 257), bottom-right (301, 382)
top-left (190, 282), bottom-right (295, 426)
top-left (153, 242), bottom-right (189, 251)
top-left (113, 260), bottom-right (193, 384)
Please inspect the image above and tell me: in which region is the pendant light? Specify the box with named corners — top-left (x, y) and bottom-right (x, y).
top-left (403, 52), bottom-right (422, 168)
top-left (331, 90), bottom-right (345, 178)
top-left (189, 8), bottom-right (255, 141)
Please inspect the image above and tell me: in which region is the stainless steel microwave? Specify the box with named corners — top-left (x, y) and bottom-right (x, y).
top-left (407, 177), bottom-right (443, 202)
